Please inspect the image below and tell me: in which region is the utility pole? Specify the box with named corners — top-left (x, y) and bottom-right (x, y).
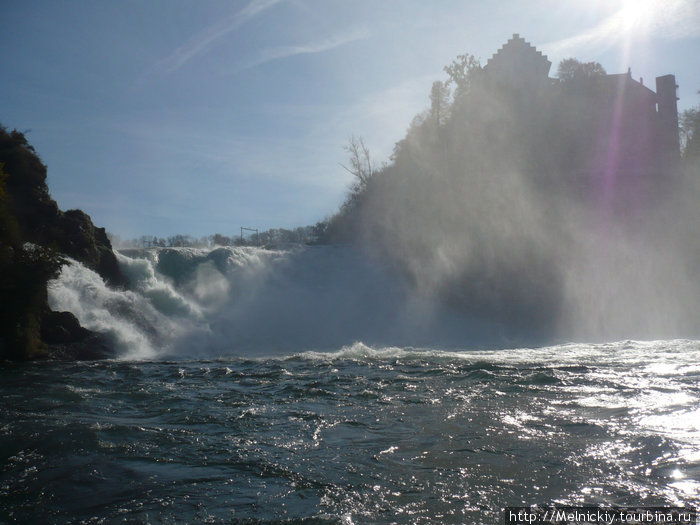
top-left (240, 227), bottom-right (259, 246)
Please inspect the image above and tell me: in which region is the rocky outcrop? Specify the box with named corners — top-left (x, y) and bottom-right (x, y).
top-left (56, 209), bottom-right (126, 287)
top-left (40, 310), bottom-right (114, 360)
top-left (0, 128), bottom-right (126, 287)
top-left (0, 125), bottom-right (122, 360)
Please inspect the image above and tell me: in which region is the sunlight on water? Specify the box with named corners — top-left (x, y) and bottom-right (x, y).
top-left (1, 339), bottom-right (699, 523)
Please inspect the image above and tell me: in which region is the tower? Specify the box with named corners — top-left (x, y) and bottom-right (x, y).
top-left (655, 74), bottom-right (680, 171)
top-left (483, 34), bottom-right (552, 91)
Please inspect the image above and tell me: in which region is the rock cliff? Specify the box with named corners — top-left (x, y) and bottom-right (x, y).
top-left (0, 126), bottom-right (123, 360)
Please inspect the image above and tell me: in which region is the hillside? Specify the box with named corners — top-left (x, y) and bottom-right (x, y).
top-left (326, 47), bottom-right (700, 342)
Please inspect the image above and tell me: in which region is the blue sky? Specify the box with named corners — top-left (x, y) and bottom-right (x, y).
top-left (1, 0), bottom-right (699, 238)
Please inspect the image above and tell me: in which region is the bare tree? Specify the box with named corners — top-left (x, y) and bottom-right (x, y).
top-left (341, 135), bottom-right (374, 192)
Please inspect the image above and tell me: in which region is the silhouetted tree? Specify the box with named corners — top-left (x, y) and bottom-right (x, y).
top-left (139, 235), bottom-right (155, 248)
top-left (311, 220), bottom-right (329, 243)
top-left (429, 80), bottom-right (451, 128)
top-left (341, 135), bottom-right (374, 193)
top-left (211, 233), bottom-right (233, 246)
top-left (680, 95), bottom-right (700, 161)
top-left (167, 234), bottom-right (194, 247)
top-left (557, 58), bottom-right (606, 81)
top-left (443, 53), bottom-right (481, 100)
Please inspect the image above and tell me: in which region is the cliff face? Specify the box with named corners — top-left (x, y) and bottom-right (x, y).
top-left (0, 126), bottom-right (123, 360)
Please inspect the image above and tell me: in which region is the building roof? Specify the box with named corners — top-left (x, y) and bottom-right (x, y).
top-left (484, 33), bottom-right (552, 84)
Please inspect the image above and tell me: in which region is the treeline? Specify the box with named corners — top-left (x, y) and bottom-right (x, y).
top-left (111, 222), bottom-right (331, 249)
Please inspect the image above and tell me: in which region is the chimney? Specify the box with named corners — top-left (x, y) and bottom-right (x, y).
top-left (656, 74), bottom-right (680, 170)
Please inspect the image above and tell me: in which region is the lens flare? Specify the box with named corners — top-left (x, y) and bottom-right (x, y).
top-left (617, 0), bottom-right (658, 33)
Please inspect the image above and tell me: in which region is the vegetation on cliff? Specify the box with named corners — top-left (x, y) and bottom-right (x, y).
top-left (680, 91), bottom-right (700, 165)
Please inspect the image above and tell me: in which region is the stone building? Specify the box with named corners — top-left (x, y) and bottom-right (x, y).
top-left (483, 34), bottom-right (680, 189)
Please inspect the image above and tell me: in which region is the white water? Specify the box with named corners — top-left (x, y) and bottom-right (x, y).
top-left (37, 247), bottom-right (700, 523)
top-left (48, 245), bottom-right (513, 359)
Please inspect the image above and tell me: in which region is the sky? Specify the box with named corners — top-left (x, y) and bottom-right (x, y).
top-left (1, 0), bottom-right (699, 239)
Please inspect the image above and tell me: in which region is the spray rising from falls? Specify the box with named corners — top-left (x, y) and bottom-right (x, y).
top-left (47, 168), bottom-right (700, 360)
top-left (47, 252), bottom-right (198, 359)
top-left (336, 65), bottom-right (700, 344)
top-left (48, 245), bottom-right (516, 359)
top-left (46, 79), bottom-right (700, 357)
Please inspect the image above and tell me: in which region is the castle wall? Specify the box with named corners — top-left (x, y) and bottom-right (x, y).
top-left (656, 74), bottom-right (681, 171)
top-left (481, 34), bottom-right (681, 204)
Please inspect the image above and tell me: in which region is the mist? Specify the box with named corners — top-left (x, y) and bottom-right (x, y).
top-left (343, 54), bottom-right (700, 344)
top-left (48, 244), bottom-right (522, 358)
top-left (47, 41), bottom-right (700, 358)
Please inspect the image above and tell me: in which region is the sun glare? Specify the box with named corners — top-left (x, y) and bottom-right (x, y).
top-left (617, 0), bottom-right (658, 33)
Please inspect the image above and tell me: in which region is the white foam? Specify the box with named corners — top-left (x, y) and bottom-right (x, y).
top-left (51, 246), bottom-right (699, 360)
top-left (47, 246), bottom-right (506, 358)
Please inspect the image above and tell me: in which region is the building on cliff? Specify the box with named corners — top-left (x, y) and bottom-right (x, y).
top-left (482, 34), bottom-right (680, 193)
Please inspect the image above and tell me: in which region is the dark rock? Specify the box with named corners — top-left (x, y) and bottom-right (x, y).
top-left (0, 126), bottom-right (126, 287)
top-left (57, 209), bottom-right (127, 287)
top-left (40, 310), bottom-right (91, 344)
top-left (40, 309), bottom-right (116, 360)
top-left (0, 125), bottom-right (124, 360)
top-left (46, 333), bottom-right (116, 361)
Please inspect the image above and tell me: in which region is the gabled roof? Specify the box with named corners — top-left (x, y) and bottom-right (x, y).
top-left (484, 33), bottom-right (552, 81)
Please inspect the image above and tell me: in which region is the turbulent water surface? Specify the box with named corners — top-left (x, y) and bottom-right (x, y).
top-left (2, 340), bottom-right (700, 523)
top-left (2, 247), bottom-right (699, 522)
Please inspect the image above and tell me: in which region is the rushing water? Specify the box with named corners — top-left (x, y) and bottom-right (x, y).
top-left (3, 247), bottom-right (698, 522)
top-left (2, 340), bottom-right (699, 523)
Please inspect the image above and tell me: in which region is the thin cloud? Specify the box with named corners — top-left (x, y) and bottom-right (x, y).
top-left (240, 27), bottom-right (370, 70)
top-left (544, 0), bottom-right (700, 55)
top-left (156, 0), bottom-right (283, 74)
top-left (237, 0), bottom-right (283, 20)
